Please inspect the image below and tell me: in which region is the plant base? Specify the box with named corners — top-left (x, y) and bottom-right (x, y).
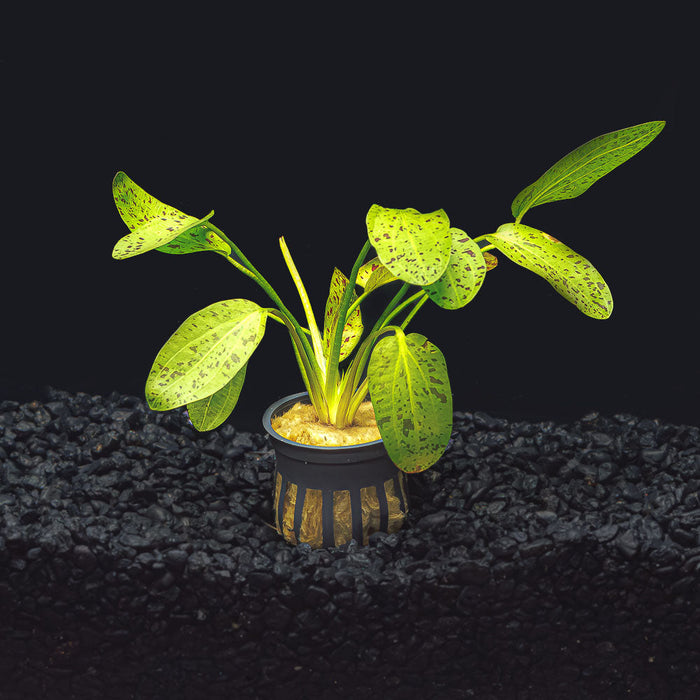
top-left (271, 399), bottom-right (381, 446)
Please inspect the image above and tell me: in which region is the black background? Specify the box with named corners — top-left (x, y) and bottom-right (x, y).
top-left (1, 8), bottom-right (695, 433)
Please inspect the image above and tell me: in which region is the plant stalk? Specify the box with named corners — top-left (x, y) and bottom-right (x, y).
top-left (211, 224), bottom-right (321, 384)
top-left (324, 241), bottom-right (372, 409)
top-left (278, 237), bottom-right (326, 374)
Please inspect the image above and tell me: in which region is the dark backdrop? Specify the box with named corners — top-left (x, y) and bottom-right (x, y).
top-left (1, 8), bottom-right (694, 433)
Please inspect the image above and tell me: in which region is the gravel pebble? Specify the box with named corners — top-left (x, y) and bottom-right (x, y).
top-left (2, 387), bottom-right (700, 698)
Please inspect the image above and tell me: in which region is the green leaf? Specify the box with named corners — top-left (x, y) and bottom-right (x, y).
top-left (356, 257), bottom-right (397, 292)
top-left (156, 219), bottom-right (231, 257)
top-left (146, 299), bottom-right (267, 410)
top-left (424, 228), bottom-right (487, 309)
top-left (511, 121), bottom-right (665, 222)
top-left (367, 205), bottom-right (451, 286)
top-left (367, 331), bottom-right (452, 473)
top-left (186, 364), bottom-right (247, 431)
top-left (112, 172), bottom-right (227, 259)
top-left (484, 223), bottom-right (613, 319)
top-left (322, 268), bottom-right (363, 362)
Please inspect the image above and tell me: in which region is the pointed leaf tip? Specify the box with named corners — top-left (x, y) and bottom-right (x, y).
top-left (512, 121), bottom-right (665, 221)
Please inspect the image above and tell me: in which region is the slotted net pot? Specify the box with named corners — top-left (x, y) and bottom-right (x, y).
top-left (262, 392), bottom-right (409, 548)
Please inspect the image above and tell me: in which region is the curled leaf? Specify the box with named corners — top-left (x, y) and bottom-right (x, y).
top-left (484, 223), bottom-right (613, 319)
top-left (112, 172), bottom-right (228, 259)
top-left (157, 219), bottom-right (231, 257)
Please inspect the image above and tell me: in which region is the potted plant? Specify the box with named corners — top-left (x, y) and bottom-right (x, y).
top-left (111, 120), bottom-right (664, 548)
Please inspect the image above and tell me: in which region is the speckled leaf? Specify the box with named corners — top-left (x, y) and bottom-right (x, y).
top-left (424, 228), bottom-right (487, 309)
top-left (146, 299), bottom-right (266, 410)
top-left (367, 332), bottom-right (452, 473)
top-left (322, 268), bottom-right (363, 362)
top-left (112, 171), bottom-right (225, 259)
top-left (484, 251), bottom-right (498, 271)
top-left (484, 223), bottom-right (613, 319)
top-left (156, 220), bottom-right (231, 257)
top-left (186, 364), bottom-right (247, 431)
top-left (367, 205), bottom-right (451, 286)
top-left (356, 257), bottom-right (397, 292)
top-left (512, 121), bottom-right (665, 221)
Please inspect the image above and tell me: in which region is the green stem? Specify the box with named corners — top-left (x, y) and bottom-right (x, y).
top-left (380, 290), bottom-right (426, 329)
top-left (279, 237), bottom-right (325, 373)
top-left (223, 255), bottom-right (259, 280)
top-left (267, 310), bottom-right (329, 421)
top-left (370, 283), bottom-right (410, 337)
top-left (211, 224), bottom-right (319, 378)
top-left (347, 377), bottom-right (370, 422)
top-left (346, 288), bottom-right (371, 319)
top-left (343, 326), bottom-right (401, 426)
top-left (324, 241), bottom-right (372, 403)
top-left (473, 232), bottom-right (500, 248)
top-left (400, 291), bottom-right (429, 329)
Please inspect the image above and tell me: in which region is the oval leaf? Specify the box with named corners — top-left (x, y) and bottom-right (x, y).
top-left (322, 268), bottom-right (363, 362)
top-left (187, 364), bottom-right (247, 431)
top-left (367, 204), bottom-right (451, 286)
top-left (484, 223), bottom-right (613, 319)
top-left (146, 299), bottom-right (267, 410)
top-left (511, 121), bottom-right (665, 222)
top-left (367, 331), bottom-right (452, 473)
top-left (112, 172), bottom-right (225, 259)
top-left (424, 228), bottom-right (487, 309)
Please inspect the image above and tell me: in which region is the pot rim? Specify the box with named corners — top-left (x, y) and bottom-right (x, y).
top-left (262, 391), bottom-right (384, 451)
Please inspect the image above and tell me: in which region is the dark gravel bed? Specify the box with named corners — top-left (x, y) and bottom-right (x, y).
top-left (2, 388), bottom-right (700, 698)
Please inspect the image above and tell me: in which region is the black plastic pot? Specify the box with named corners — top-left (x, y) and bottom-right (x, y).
top-left (262, 392), bottom-right (409, 548)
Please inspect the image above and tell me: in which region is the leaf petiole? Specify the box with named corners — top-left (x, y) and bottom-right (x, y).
top-left (324, 241), bottom-right (372, 398)
top-left (380, 290), bottom-right (428, 330)
top-left (209, 223), bottom-right (318, 371)
top-left (279, 237), bottom-right (326, 373)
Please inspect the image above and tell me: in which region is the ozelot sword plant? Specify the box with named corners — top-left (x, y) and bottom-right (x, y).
top-left (111, 121), bottom-right (664, 473)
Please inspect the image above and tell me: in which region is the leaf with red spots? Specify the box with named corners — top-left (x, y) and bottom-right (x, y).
top-left (146, 299), bottom-right (267, 410)
top-left (368, 331), bottom-right (452, 473)
top-left (484, 223), bottom-right (613, 319)
top-left (112, 172), bottom-right (229, 259)
top-left (322, 268), bottom-right (363, 362)
top-left (424, 228), bottom-right (487, 309)
top-left (356, 257), bottom-right (397, 291)
top-left (366, 205), bottom-right (451, 286)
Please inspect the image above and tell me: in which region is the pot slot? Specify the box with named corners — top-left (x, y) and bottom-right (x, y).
top-left (273, 471), bottom-right (407, 548)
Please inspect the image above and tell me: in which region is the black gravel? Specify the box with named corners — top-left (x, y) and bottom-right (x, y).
top-left (2, 388), bottom-right (700, 698)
